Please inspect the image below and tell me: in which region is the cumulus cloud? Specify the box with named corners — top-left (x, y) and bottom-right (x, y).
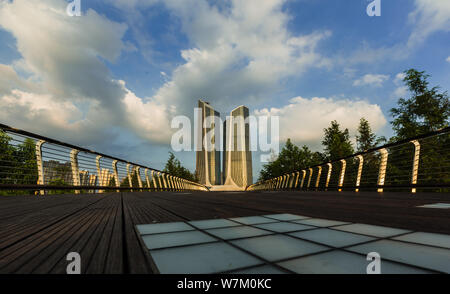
top-left (113, 0), bottom-right (332, 114)
top-left (353, 74), bottom-right (389, 87)
top-left (0, 0), bottom-right (171, 147)
top-left (254, 96), bottom-right (387, 150)
top-left (408, 0), bottom-right (450, 47)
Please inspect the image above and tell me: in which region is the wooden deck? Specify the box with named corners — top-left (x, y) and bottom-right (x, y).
top-left (0, 191), bottom-right (449, 274)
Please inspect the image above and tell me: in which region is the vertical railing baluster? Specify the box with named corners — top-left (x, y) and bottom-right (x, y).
top-left (411, 140), bottom-right (420, 193)
top-left (377, 148), bottom-right (388, 193)
top-left (35, 140), bottom-right (45, 196)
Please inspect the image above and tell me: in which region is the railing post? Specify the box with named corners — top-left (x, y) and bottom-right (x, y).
top-left (161, 173), bottom-right (168, 191)
top-left (307, 168), bottom-right (313, 189)
top-left (70, 149), bottom-right (80, 194)
top-left (315, 166), bottom-right (322, 189)
top-left (96, 155), bottom-right (103, 193)
top-left (300, 170), bottom-right (306, 189)
top-left (356, 155), bottom-right (363, 192)
top-left (144, 168), bottom-right (151, 190)
top-left (294, 171), bottom-right (300, 189)
top-left (126, 163), bottom-right (133, 192)
top-left (157, 172), bottom-right (163, 191)
top-left (151, 170), bottom-right (158, 190)
top-left (35, 140), bottom-right (45, 195)
top-left (339, 159), bottom-right (346, 192)
top-left (377, 148), bottom-right (388, 193)
top-left (136, 166), bottom-right (143, 190)
top-left (411, 140), bottom-right (420, 193)
top-left (325, 163), bottom-right (332, 190)
top-left (112, 160), bottom-right (119, 192)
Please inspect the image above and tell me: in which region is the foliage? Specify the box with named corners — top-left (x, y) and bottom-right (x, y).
top-left (163, 152), bottom-right (197, 182)
top-left (322, 120), bottom-right (354, 161)
top-left (258, 139), bottom-right (323, 181)
top-left (356, 118), bottom-right (386, 152)
top-left (390, 69), bottom-right (449, 140)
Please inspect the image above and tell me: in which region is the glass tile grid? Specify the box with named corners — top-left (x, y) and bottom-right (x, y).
top-left (142, 230), bottom-right (218, 250)
top-left (294, 218), bottom-right (350, 228)
top-left (136, 222), bottom-right (194, 235)
top-left (278, 250), bottom-right (433, 274)
top-left (347, 240), bottom-right (450, 273)
top-left (391, 232), bottom-right (450, 249)
top-left (332, 223), bottom-right (412, 238)
top-left (206, 225), bottom-right (274, 240)
top-left (188, 218), bottom-right (242, 230)
top-left (229, 216), bottom-right (279, 225)
top-left (254, 222), bottom-right (317, 233)
top-left (150, 242), bottom-right (264, 274)
top-left (289, 228), bottom-right (376, 248)
top-left (263, 214), bottom-right (311, 221)
top-left (136, 216), bottom-right (450, 274)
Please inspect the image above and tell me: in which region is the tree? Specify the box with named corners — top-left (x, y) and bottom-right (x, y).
top-left (258, 139), bottom-right (323, 181)
top-left (390, 69), bottom-right (450, 140)
top-left (163, 152), bottom-right (197, 182)
top-left (356, 118), bottom-right (386, 152)
top-left (322, 121), bottom-right (354, 161)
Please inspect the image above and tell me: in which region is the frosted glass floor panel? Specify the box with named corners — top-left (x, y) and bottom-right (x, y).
top-left (230, 216), bottom-right (278, 225)
top-left (150, 242), bottom-right (263, 274)
top-left (392, 232), bottom-right (450, 249)
top-left (278, 250), bottom-right (432, 274)
top-left (289, 228), bottom-right (375, 248)
top-left (294, 218), bottom-right (350, 228)
top-left (231, 234), bottom-right (329, 262)
top-left (417, 203), bottom-right (450, 209)
top-left (188, 219), bottom-right (241, 229)
top-left (137, 222), bottom-right (194, 235)
top-left (206, 226), bottom-right (273, 240)
top-left (230, 265), bottom-right (286, 274)
top-left (255, 222), bottom-right (316, 233)
top-left (333, 223), bottom-right (411, 238)
top-left (347, 240), bottom-right (450, 273)
top-left (142, 230), bottom-right (217, 250)
top-left (263, 214), bottom-right (311, 221)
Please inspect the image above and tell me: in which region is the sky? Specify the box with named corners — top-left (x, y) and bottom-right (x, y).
top-left (0, 0), bottom-right (449, 181)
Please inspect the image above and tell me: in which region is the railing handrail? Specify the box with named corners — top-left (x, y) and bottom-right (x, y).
top-left (0, 122), bottom-right (206, 190)
top-left (249, 126), bottom-right (450, 188)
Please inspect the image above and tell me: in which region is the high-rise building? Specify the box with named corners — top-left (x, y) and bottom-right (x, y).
top-left (195, 101), bottom-right (252, 189)
top-left (223, 105), bottom-right (253, 188)
top-left (195, 100), bottom-right (222, 186)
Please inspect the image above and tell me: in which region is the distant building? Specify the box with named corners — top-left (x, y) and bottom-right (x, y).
top-left (223, 105), bottom-right (253, 188)
top-left (195, 100), bottom-right (222, 186)
top-left (195, 101), bottom-right (252, 189)
top-left (43, 160), bottom-right (72, 185)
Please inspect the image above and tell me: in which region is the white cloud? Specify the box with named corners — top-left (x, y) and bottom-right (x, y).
top-left (394, 72), bottom-right (406, 85)
top-left (408, 0), bottom-right (450, 47)
top-left (353, 74), bottom-right (389, 87)
top-left (447, 56), bottom-right (450, 63)
top-left (120, 0), bottom-right (332, 114)
top-left (255, 96), bottom-right (387, 150)
top-left (0, 0), bottom-right (171, 146)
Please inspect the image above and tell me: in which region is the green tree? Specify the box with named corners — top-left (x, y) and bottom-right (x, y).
top-left (390, 69), bottom-right (450, 140)
top-left (322, 120), bottom-right (354, 161)
top-left (163, 152), bottom-right (197, 182)
top-left (356, 118), bottom-right (386, 152)
top-left (258, 139), bottom-right (323, 181)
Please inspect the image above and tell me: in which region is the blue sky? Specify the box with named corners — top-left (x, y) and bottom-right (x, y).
top-left (0, 0), bottom-right (449, 180)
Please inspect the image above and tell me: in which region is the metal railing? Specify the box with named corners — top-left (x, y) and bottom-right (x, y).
top-left (0, 123), bottom-right (208, 195)
top-left (247, 127), bottom-right (450, 193)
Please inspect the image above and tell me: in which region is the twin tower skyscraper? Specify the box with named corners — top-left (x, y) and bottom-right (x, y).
top-left (195, 100), bottom-right (252, 189)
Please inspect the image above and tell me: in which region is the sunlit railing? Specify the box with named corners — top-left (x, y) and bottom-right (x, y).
top-left (0, 123), bottom-right (208, 195)
top-left (247, 127), bottom-right (450, 193)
